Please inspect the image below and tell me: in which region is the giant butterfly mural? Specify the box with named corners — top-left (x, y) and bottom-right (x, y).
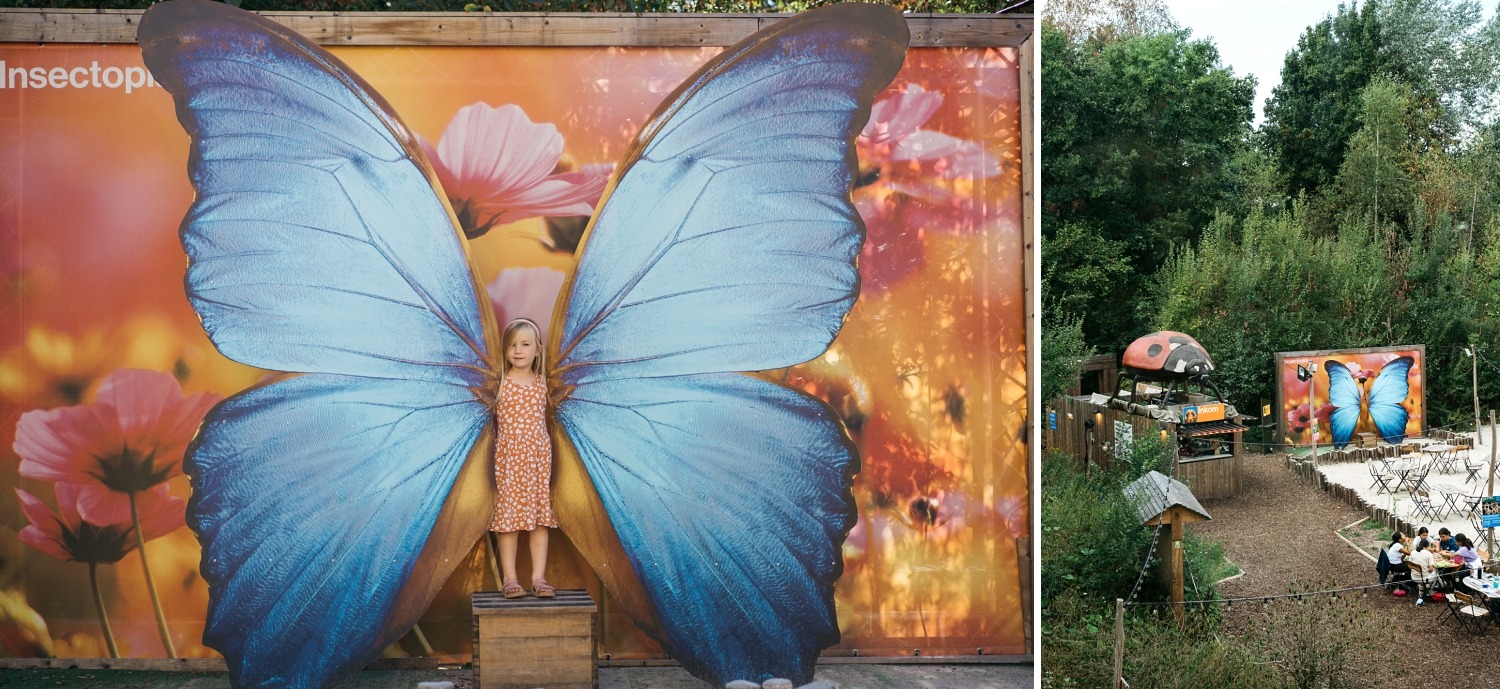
top-left (0, 0), bottom-right (1028, 682)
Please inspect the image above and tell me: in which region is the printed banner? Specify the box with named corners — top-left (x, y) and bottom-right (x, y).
top-left (0, 39), bottom-right (1026, 661)
top-left (1277, 347), bottom-right (1425, 448)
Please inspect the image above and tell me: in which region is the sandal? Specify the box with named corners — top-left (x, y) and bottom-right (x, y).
top-left (532, 578), bottom-right (556, 599)
top-left (501, 578), bottom-right (525, 599)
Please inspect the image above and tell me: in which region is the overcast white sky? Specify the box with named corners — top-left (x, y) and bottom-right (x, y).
top-left (1159, 0), bottom-right (1356, 125)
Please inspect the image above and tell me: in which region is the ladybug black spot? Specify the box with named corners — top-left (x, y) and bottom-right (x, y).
top-left (1147, 343), bottom-right (1162, 357)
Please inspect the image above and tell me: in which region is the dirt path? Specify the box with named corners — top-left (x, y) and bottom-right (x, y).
top-left (1191, 453), bottom-right (1498, 684)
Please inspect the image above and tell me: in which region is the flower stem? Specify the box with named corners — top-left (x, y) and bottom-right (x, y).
top-left (130, 490), bottom-right (177, 658)
top-left (88, 561), bottom-right (119, 658)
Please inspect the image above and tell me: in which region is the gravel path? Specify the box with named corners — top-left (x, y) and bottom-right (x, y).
top-left (1190, 452), bottom-right (1499, 686)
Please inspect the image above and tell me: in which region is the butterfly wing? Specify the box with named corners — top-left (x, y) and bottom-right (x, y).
top-left (1324, 360), bottom-right (1360, 449)
top-left (549, 4), bottom-right (907, 685)
top-left (189, 376), bottom-right (491, 689)
top-left (1368, 356), bottom-right (1415, 443)
top-left (140, 1), bottom-right (496, 686)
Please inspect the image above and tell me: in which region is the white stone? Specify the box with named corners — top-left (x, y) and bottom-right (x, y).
top-left (796, 681), bottom-right (840, 689)
top-left (416, 683), bottom-right (454, 689)
top-left (763, 680), bottom-right (794, 689)
top-left (725, 681), bottom-right (761, 689)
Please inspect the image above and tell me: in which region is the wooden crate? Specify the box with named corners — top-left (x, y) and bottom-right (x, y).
top-left (472, 589), bottom-right (597, 689)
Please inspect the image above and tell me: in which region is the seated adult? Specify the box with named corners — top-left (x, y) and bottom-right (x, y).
top-left (1439, 527), bottom-right (1459, 552)
top-left (1407, 542), bottom-right (1441, 605)
top-left (1413, 527), bottom-right (1431, 553)
top-left (1387, 532), bottom-right (1413, 593)
top-left (1454, 533), bottom-right (1481, 571)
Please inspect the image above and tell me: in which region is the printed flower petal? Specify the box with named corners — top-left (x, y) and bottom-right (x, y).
top-left (14, 405), bottom-right (120, 484)
top-left (15, 368), bottom-right (220, 496)
top-left (488, 266), bottom-right (566, 338)
top-left (425, 103), bottom-right (606, 236)
top-left (135, 484), bottom-right (187, 540)
top-left (861, 85), bottom-right (942, 145)
top-left (890, 130), bottom-right (1002, 179)
top-left (17, 526), bottom-right (70, 562)
top-left (74, 483), bottom-right (133, 527)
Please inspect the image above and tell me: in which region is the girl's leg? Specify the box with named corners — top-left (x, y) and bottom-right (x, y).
top-left (528, 527), bottom-right (550, 583)
top-left (499, 531), bottom-right (520, 584)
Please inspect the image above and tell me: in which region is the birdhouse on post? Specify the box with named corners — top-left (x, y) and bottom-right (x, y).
top-left (1122, 471), bottom-right (1212, 621)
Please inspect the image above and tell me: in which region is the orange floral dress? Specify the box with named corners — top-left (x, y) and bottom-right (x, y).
top-left (489, 375), bottom-right (558, 532)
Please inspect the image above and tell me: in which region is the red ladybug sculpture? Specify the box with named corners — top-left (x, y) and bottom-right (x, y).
top-left (1123, 331), bottom-right (1214, 378)
top-left (1113, 331), bottom-right (1226, 407)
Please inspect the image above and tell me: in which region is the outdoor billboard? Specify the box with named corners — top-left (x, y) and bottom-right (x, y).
top-left (1274, 346), bottom-right (1426, 448)
top-left (0, 14), bottom-right (1028, 670)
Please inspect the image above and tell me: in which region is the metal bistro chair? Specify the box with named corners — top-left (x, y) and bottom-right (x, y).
top-left (1412, 490), bottom-right (1441, 522)
top-left (1450, 591), bottom-right (1491, 636)
top-left (1407, 460), bottom-right (1436, 493)
top-left (1461, 447), bottom-right (1485, 483)
top-left (1369, 458), bottom-right (1399, 495)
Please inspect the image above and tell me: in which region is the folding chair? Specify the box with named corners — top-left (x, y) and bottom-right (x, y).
top-left (1452, 592), bottom-right (1490, 636)
top-left (1462, 451), bottom-right (1484, 483)
top-left (1409, 559), bottom-right (1438, 603)
top-left (1409, 461), bottom-right (1435, 492)
top-left (1369, 459), bottom-right (1398, 495)
top-left (1412, 490), bottom-right (1440, 522)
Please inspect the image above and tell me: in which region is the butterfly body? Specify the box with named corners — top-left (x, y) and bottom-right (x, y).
top-left (140, 1), bottom-right (908, 687)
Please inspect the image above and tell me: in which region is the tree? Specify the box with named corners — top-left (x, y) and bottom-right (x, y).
top-left (1042, 24), bottom-right (1254, 351)
top-left (1041, 310), bottom-right (1093, 404)
top-left (1331, 77), bottom-right (1419, 226)
top-left (1263, 0), bottom-right (1500, 200)
top-left (1262, 1), bottom-right (1390, 199)
top-left (1042, 0), bottom-right (1175, 41)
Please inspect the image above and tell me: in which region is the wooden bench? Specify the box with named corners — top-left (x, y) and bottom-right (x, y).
top-left (471, 589), bottom-right (597, 689)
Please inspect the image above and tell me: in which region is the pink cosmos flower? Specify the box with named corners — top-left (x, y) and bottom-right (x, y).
top-left (14, 368), bottom-right (220, 525)
top-left (16, 482), bottom-right (184, 564)
top-left (487, 266), bottom-right (566, 341)
top-left (854, 85), bottom-right (1001, 292)
top-left (424, 103), bottom-right (607, 239)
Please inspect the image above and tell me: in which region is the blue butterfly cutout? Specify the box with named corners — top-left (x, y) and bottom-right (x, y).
top-left (139, 1), bottom-right (907, 687)
top-left (1325, 356), bottom-right (1414, 448)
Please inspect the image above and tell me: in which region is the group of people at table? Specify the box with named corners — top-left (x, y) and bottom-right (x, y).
top-left (1383, 526), bottom-right (1489, 607)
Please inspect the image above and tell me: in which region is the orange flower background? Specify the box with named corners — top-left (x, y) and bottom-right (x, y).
top-left (0, 43), bottom-right (1025, 659)
top-left (1279, 348), bottom-right (1425, 446)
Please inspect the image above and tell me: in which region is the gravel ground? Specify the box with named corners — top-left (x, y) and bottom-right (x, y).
top-left (1190, 451), bottom-right (1499, 686)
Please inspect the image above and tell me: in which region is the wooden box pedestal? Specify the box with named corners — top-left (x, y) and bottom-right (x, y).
top-left (471, 589), bottom-right (597, 689)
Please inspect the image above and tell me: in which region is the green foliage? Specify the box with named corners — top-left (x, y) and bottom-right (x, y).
top-left (1041, 24), bottom-right (1255, 350)
top-left (1041, 0), bottom-right (1173, 41)
top-left (1041, 450), bottom-right (1155, 606)
top-left (1040, 434), bottom-right (1207, 607)
top-left (2, 0), bottom-right (1014, 10)
top-left (1264, 0), bottom-right (1500, 200)
top-left (1262, 1), bottom-right (1391, 199)
top-left (1154, 208), bottom-right (1400, 411)
top-left (1255, 585), bottom-right (1382, 689)
top-left (1040, 310), bottom-right (1093, 404)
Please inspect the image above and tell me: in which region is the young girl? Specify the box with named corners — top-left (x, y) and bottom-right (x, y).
top-left (490, 318), bottom-right (558, 598)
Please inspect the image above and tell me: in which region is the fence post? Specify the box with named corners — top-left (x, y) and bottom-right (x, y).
top-left (1113, 597), bottom-right (1125, 689)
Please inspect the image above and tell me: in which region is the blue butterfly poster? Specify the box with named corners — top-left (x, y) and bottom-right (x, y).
top-left (0, 2), bottom-right (1029, 682)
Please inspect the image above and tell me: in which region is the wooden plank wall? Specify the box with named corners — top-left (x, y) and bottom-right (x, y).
top-left (1046, 395), bottom-right (1243, 499)
top-left (0, 9), bottom-right (1033, 47)
top-left (1177, 455), bottom-right (1241, 500)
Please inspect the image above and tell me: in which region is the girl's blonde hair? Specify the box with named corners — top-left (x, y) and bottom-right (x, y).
top-left (500, 318), bottom-right (546, 380)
